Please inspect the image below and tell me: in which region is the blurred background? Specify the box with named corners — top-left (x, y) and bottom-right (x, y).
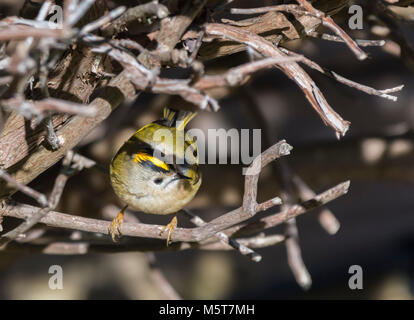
top-left (0, 0), bottom-right (413, 299)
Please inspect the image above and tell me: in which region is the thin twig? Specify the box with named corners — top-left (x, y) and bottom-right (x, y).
top-left (4, 231), bottom-right (286, 254)
top-left (38, 47), bottom-right (60, 150)
top-left (285, 217), bottom-right (312, 290)
top-left (278, 46), bottom-right (403, 102)
top-left (295, 0), bottom-right (368, 60)
top-left (223, 181), bottom-right (350, 238)
top-left (0, 26), bottom-right (70, 41)
top-left (0, 181), bottom-right (349, 244)
top-left (0, 151), bottom-right (81, 248)
top-left (146, 252), bottom-right (182, 300)
top-left (0, 169), bottom-right (48, 207)
top-left (292, 174), bottom-right (340, 235)
top-left (204, 23), bottom-right (351, 137)
top-left (200, 233), bottom-right (285, 250)
top-left (2, 97), bottom-right (98, 118)
top-left (230, 2), bottom-right (368, 60)
top-left (182, 209), bottom-right (263, 262)
top-left (307, 31), bottom-right (386, 47)
top-left (102, 1), bottom-right (169, 36)
top-left (231, 4), bottom-right (307, 15)
top-left (194, 56), bottom-right (304, 89)
top-left (67, 0), bottom-right (96, 26)
top-left (80, 6), bottom-right (126, 34)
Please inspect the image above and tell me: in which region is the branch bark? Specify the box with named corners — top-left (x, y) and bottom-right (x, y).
top-left (204, 23), bottom-right (350, 137)
top-left (0, 180), bottom-right (350, 244)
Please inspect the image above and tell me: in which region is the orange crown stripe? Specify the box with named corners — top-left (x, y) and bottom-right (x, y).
top-left (134, 153), bottom-right (169, 171)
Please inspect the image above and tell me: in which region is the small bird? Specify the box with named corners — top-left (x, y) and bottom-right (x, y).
top-left (109, 108), bottom-right (201, 245)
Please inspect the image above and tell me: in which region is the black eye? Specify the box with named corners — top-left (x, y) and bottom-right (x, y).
top-left (154, 178), bottom-right (163, 184)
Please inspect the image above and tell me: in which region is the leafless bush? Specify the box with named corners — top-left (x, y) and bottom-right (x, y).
top-left (0, 0), bottom-right (412, 296)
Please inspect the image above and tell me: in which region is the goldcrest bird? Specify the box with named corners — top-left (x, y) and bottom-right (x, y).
top-left (109, 108), bottom-right (201, 245)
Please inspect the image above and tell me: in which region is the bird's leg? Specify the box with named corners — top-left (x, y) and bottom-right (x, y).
top-left (108, 204), bottom-right (128, 242)
top-left (159, 213), bottom-right (177, 246)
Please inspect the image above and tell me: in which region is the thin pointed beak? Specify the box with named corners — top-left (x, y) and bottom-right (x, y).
top-left (176, 172), bottom-right (191, 180)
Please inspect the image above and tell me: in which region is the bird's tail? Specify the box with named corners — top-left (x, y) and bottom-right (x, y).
top-left (163, 108), bottom-right (197, 130)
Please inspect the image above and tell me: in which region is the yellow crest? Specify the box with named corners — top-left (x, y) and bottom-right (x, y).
top-left (134, 152), bottom-right (169, 171)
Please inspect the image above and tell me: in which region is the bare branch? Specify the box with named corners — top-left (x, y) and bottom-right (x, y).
top-left (0, 26), bottom-right (70, 41)
top-left (0, 181), bottom-right (349, 245)
top-left (292, 174), bottom-right (340, 235)
top-left (223, 181), bottom-right (350, 238)
top-left (295, 0), bottom-right (367, 60)
top-left (0, 169), bottom-right (48, 207)
top-left (0, 151), bottom-right (81, 247)
top-left (307, 31), bottom-right (386, 47)
top-left (182, 209), bottom-right (262, 262)
top-left (200, 234), bottom-right (285, 251)
top-left (204, 23), bottom-right (350, 137)
top-left (231, 4), bottom-right (307, 15)
top-left (102, 1), bottom-right (169, 36)
top-left (2, 97), bottom-right (98, 118)
top-left (278, 47), bottom-right (403, 102)
top-left (146, 253), bottom-right (182, 300)
top-left (80, 6), bottom-right (126, 34)
top-left (67, 0), bottom-right (96, 26)
top-left (194, 56), bottom-right (304, 89)
top-left (285, 218), bottom-right (312, 290)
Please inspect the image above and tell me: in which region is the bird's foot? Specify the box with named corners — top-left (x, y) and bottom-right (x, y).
top-left (108, 205), bottom-right (127, 242)
top-left (159, 215), bottom-right (177, 246)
